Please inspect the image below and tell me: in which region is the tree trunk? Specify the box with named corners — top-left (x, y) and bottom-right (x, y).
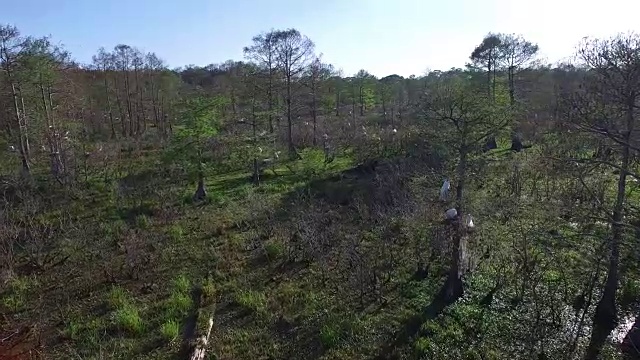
top-left (584, 102), bottom-right (634, 360)
top-left (134, 65), bottom-right (146, 135)
top-left (286, 75), bottom-right (295, 158)
top-left (487, 58), bottom-right (492, 98)
top-left (508, 66), bottom-right (515, 106)
top-left (492, 57), bottom-right (497, 102)
top-left (114, 75), bottom-right (127, 137)
top-left (193, 151), bottom-right (207, 201)
top-left (621, 315), bottom-right (639, 359)
top-left (382, 97), bottom-right (387, 121)
top-left (359, 85), bottom-right (364, 116)
top-left (268, 76), bottom-right (273, 133)
top-left (10, 80), bottom-right (30, 175)
top-left (40, 83), bottom-right (59, 179)
top-left (189, 317), bottom-right (214, 360)
top-left (123, 71), bottom-right (134, 137)
top-left (103, 71), bottom-right (116, 139)
top-left (17, 87), bottom-right (31, 161)
top-left (312, 83), bottom-right (317, 146)
top-left (251, 98), bottom-right (260, 186)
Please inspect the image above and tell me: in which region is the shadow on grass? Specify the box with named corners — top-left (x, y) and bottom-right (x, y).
top-left (374, 275), bottom-right (464, 360)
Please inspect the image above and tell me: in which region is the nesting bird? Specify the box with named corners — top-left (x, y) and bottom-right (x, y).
top-left (465, 214), bottom-right (476, 231)
top-left (439, 178), bottom-right (451, 202)
top-left (445, 208), bottom-right (458, 220)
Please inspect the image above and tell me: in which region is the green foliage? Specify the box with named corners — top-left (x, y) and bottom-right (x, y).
top-left (64, 317), bottom-right (104, 350)
top-left (165, 292), bottom-right (193, 319)
top-left (172, 274), bottom-right (191, 294)
top-left (160, 319), bottom-right (180, 342)
top-left (107, 286), bottom-right (129, 311)
top-left (234, 289), bottom-right (267, 315)
top-left (112, 302), bottom-right (144, 335)
top-left (201, 277), bottom-right (216, 305)
top-left (105, 286), bottom-right (144, 336)
top-left (1, 276), bottom-right (34, 312)
top-left (264, 240), bottom-right (283, 261)
top-left (319, 323), bottom-right (342, 349)
top-left (167, 224), bottom-right (185, 241)
top-left (166, 95), bottom-right (224, 182)
top-left (134, 214), bottom-right (151, 229)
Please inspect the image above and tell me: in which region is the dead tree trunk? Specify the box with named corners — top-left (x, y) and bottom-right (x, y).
top-left (585, 102), bottom-right (634, 360)
top-left (442, 146), bottom-right (468, 304)
top-left (193, 150), bottom-right (207, 201)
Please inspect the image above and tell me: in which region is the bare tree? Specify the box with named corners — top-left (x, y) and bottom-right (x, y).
top-left (470, 33), bottom-right (502, 101)
top-left (272, 29), bottom-right (315, 158)
top-left (304, 55), bottom-right (332, 146)
top-left (567, 33), bottom-right (640, 360)
top-left (244, 31), bottom-right (278, 133)
top-left (114, 44), bottom-right (134, 136)
top-left (498, 34), bottom-right (539, 106)
top-left (0, 25), bottom-right (31, 175)
top-left (422, 73), bottom-right (510, 304)
top-left (93, 48), bottom-right (117, 139)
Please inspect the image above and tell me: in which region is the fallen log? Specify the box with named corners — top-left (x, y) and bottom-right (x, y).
top-left (189, 316), bottom-right (214, 360)
top-left (188, 277), bottom-right (216, 360)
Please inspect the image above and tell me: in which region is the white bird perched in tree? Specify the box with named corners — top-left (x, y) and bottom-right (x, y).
top-left (439, 178), bottom-right (451, 202)
top-left (445, 208), bottom-right (458, 220)
top-left (8, 145), bottom-right (16, 152)
top-left (392, 128), bottom-right (397, 134)
top-left (465, 214), bottom-right (475, 231)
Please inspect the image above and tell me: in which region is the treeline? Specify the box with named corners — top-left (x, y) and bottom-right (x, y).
top-left (0, 25), bottom-right (565, 182)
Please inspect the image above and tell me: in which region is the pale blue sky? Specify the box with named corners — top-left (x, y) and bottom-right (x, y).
top-left (3, 0), bottom-right (640, 77)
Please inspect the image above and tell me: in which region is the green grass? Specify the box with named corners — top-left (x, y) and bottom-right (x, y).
top-left (160, 319), bottom-right (180, 342)
top-left (135, 214), bottom-right (152, 229)
top-left (167, 224), bottom-right (184, 241)
top-left (201, 277), bottom-right (216, 305)
top-left (264, 240), bottom-right (284, 261)
top-left (1, 276), bottom-right (34, 312)
top-left (107, 286), bottom-right (130, 310)
top-left (234, 289), bottom-right (267, 315)
top-left (172, 274), bottom-right (191, 294)
top-left (112, 302), bottom-right (144, 335)
top-left (164, 291), bottom-right (193, 319)
top-left (320, 323), bottom-right (342, 349)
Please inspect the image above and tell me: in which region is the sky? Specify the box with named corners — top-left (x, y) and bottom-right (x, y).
top-left (3, 0), bottom-right (640, 78)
